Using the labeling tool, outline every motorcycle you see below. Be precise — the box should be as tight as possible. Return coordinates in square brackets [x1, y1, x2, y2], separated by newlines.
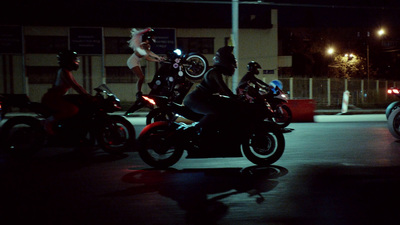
[0, 84, 135, 157]
[386, 87, 400, 138]
[124, 49, 208, 116]
[137, 90, 286, 169]
[237, 81, 292, 128]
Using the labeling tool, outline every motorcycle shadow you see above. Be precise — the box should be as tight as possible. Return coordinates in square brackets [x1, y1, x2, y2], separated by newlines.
[105, 165, 288, 224]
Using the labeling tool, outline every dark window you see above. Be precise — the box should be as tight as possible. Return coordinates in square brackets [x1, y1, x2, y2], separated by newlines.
[26, 66, 58, 84]
[105, 37, 131, 54]
[177, 37, 214, 54]
[106, 66, 145, 83]
[25, 36, 68, 54]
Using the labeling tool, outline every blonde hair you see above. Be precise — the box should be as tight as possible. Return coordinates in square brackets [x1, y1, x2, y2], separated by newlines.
[128, 28, 140, 49]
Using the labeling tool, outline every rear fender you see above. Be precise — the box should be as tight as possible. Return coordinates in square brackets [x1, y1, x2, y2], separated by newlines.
[139, 121, 171, 138]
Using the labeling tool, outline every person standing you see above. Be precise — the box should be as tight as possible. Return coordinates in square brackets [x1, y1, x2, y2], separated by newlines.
[127, 27, 164, 101]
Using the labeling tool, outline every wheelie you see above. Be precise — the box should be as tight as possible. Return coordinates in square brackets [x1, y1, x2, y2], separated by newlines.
[137, 46, 285, 168]
[124, 48, 208, 117]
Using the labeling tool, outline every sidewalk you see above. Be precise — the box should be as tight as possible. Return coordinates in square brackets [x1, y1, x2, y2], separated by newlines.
[315, 108, 386, 115]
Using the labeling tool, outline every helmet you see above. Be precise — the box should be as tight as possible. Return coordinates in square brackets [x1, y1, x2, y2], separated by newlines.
[142, 29, 156, 44]
[247, 61, 261, 75]
[213, 46, 237, 76]
[57, 50, 79, 71]
[269, 80, 283, 90]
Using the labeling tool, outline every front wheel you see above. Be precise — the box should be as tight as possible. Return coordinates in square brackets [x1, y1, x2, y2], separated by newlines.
[388, 107, 400, 139]
[273, 105, 292, 128]
[0, 116, 45, 157]
[96, 115, 136, 154]
[138, 122, 184, 168]
[242, 122, 285, 165]
[184, 53, 208, 80]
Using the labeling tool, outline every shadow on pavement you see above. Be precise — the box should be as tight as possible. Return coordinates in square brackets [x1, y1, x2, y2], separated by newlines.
[290, 165, 400, 225]
[105, 165, 288, 224]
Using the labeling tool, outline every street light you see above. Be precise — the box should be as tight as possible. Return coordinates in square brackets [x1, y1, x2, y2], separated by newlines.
[327, 47, 335, 55]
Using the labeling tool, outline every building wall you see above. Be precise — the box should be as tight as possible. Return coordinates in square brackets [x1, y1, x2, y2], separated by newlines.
[0, 10, 279, 103]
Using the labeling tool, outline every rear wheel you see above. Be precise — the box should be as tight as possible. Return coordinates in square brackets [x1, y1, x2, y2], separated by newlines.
[138, 122, 183, 168]
[0, 116, 45, 157]
[242, 122, 285, 165]
[97, 115, 135, 154]
[184, 54, 208, 80]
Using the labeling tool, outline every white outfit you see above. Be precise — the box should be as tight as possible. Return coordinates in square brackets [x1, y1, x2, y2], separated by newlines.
[127, 28, 151, 69]
[127, 53, 141, 69]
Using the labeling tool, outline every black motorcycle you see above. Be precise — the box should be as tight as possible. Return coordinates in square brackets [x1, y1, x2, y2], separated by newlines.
[137, 92, 285, 169]
[0, 84, 135, 157]
[386, 87, 400, 139]
[124, 49, 208, 116]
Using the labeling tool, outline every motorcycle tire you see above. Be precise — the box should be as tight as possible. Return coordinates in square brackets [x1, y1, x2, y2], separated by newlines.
[273, 104, 292, 128]
[138, 122, 184, 169]
[386, 101, 400, 119]
[242, 122, 285, 165]
[184, 53, 208, 80]
[0, 116, 45, 157]
[96, 115, 136, 154]
[388, 107, 400, 139]
[146, 108, 177, 125]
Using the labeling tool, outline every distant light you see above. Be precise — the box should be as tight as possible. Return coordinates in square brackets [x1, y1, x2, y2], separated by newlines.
[327, 47, 335, 55]
[378, 29, 385, 36]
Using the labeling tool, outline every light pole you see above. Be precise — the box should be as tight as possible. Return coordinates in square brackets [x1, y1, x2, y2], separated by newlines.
[365, 28, 385, 99]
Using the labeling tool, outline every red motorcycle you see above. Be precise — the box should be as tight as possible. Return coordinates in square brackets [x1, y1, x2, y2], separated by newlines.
[0, 84, 135, 157]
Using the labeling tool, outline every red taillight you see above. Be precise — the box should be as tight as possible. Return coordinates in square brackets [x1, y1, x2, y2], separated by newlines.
[388, 88, 400, 94]
[142, 96, 156, 105]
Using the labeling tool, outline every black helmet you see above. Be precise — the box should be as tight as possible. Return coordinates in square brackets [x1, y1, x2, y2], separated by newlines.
[213, 46, 237, 76]
[57, 50, 79, 71]
[142, 29, 156, 44]
[247, 61, 261, 75]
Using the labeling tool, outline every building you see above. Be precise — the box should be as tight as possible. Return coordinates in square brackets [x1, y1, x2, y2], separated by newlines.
[0, 1, 280, 103]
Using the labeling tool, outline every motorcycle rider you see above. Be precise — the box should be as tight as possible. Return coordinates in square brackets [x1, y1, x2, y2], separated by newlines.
[127, 28, 164, 102]
[236, 61, 269, 102]
[182, 46, 239, 135]
[41, 50, 89, 135]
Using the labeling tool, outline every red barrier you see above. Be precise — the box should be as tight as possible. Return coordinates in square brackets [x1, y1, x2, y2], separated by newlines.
[287, 99, 316, 122]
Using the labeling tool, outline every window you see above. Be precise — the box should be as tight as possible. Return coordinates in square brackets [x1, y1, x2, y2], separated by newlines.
[26, 66, 58, 84]
[105, 37, 131, 54]
[25, 36, 68, 54]
[177, 37, 214, 54]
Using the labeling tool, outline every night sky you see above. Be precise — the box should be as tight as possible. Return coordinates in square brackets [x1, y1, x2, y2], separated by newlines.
[1, 0, 399, 30]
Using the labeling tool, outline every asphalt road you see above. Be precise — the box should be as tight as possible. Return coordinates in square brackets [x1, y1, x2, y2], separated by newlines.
[1, 114, 400, 225]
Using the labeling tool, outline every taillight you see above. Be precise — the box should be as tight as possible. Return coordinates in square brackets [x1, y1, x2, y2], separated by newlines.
[142, 96, 156, 105]
[388, 88, 400, 94]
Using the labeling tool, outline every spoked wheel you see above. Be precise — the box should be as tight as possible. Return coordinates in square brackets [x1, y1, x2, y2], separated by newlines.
[242, 122, 285, 166]
[138, 122, 184, 169]
[184, 54, 208, 80]
[146, 108, 177, 125]
[97, 115, 135, 154]
[0, 116, 45, 157]
[388, 107, 400, 139]
[273, 105, 292, 128]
